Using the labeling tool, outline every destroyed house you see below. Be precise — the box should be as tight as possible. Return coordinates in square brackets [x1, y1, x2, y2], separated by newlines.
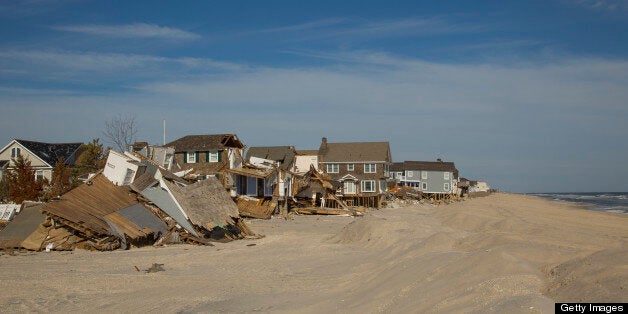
[391, 160, 458, 194]
[165, 134, 245, 180]
[317, 137, 392, 207]
[236, 146, 297, 197]
[0, 139, 82, 182]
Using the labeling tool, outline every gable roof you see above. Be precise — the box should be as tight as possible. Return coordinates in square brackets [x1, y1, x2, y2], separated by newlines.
[246, 146, 295, 170]
[319, 141, 391, 163]
[165, 134, 244, 152]
[7, 139, 83, 167]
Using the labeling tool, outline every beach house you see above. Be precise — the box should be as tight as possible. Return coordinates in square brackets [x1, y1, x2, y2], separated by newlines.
[317, 137, 392, 208]
[390, 160, 458, 195]
[165, 134, 245, 180]
[0, 139, 83, 182]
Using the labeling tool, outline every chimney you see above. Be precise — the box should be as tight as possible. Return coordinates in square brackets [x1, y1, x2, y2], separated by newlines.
[319, 137, 328, 156]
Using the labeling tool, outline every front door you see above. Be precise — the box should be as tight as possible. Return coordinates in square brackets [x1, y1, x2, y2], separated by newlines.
[343, 180, 356, 195]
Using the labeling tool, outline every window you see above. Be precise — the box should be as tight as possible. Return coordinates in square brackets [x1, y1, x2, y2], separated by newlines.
[10, 147, 20, 158]
[343, 181, 356, 194]
[35, 170, 44, 181]
[326, 163, 339, 173]
[163, 153, 173, 168]
[444, 183, 450, 191]
[187, 151, 196, 163]
[347, 164, 354, 171]
[361, 180, 376, 192]
[421, 171, 427, 179]
[208, 151, 219, 162]
[421, 182, 427, 190]
[408, 171, 413, 177]
[444, 172, 450, 180]
[364, 164, 376, 173]
[397, 172, 403, 177]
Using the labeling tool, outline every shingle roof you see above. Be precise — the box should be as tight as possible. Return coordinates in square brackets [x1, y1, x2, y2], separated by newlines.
[15, 139, 82, 166]
[319, 141, 391, 163]
[246, 146, 295, 170]
[390, 162, 404, 172]
[398, 160, 459, 178]
[165, 134, 244, 152]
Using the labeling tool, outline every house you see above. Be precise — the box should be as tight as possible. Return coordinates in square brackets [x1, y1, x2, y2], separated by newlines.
[317, 137, 392, 207]
[103, 150, 145, 186]
[240, 146, 297, 198]
[165, 134, 245, 182]
[390, 160, 458, 195]
[294, 150, 319, 174]
[0, 139, 83, 181]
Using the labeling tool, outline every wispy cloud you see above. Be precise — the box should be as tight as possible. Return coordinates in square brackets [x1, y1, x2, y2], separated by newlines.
[247, 16, 485, 41]
[248, 18, 346, 34]
[574, 0, 628, 11]
[52, 23, 201, 40]
[0, 50, 245, 81]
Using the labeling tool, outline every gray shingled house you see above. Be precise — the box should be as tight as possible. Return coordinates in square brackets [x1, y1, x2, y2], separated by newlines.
[390, 160, 458, 195]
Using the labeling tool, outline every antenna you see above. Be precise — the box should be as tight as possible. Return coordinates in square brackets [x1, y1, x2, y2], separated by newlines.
[163, 119, 166, 145]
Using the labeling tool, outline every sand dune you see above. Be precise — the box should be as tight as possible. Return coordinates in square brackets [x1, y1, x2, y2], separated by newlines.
[0, 193, 626, 313]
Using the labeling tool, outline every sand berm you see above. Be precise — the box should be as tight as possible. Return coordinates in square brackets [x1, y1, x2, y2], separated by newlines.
[1, 193, 626, 313]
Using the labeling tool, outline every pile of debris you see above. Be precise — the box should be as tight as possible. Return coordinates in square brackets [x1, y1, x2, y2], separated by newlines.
[292, 166, 362, 217]
[0, 150, 259, 252]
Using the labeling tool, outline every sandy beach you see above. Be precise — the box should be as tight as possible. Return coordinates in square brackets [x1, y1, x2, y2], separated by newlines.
[0, 193, 626, 313]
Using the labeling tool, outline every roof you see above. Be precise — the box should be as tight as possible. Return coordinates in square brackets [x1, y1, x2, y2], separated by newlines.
[104, 203, 167, 241]
[296, 150, 318, 155]
[402, 160, 457, 172]
[397, 160, 459, 179]
[40, 174, 138, 237]
[390, 162, 404, 172]
[165, 134, 244, 152]
[13, 139, 82, 167]
[246, 146, 295, 170]
[164, 178, 240, 230]
[0, 160, 8, 168]
[319, 141, 391, 163]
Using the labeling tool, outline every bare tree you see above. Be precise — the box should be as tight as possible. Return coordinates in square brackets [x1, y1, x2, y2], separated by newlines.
[103, 114, 138, 152]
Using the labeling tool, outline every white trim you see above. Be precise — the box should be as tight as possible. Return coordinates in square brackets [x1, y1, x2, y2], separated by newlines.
[339, 174, 358, 181]
[208, 151, 219, 162]
[361, 180, 376, 192]
[347, 163, 354, 171]
[421, 182, 427, 190]
[407, 171, 413, 177]
[187, 151, 197, 163]
[326, 163, 339, 173]
[444, 172, 450, 180]
[421, 171, 427, 179]
[444, 182, 450, 191]
[343, 181, 356, 194]
[364, 163, 376, 173]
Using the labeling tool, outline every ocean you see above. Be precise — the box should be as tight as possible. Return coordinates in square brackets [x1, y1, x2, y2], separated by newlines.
[528, 192, 628, 214]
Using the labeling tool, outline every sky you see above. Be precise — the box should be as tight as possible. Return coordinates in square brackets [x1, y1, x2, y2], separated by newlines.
[1, 0, 627, 193]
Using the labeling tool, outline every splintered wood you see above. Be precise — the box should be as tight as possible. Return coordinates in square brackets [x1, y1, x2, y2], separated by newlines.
[236, 198, 276, 219]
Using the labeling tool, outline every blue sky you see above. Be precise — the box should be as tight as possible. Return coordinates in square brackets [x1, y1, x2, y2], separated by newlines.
[1, 0, 628, 193]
